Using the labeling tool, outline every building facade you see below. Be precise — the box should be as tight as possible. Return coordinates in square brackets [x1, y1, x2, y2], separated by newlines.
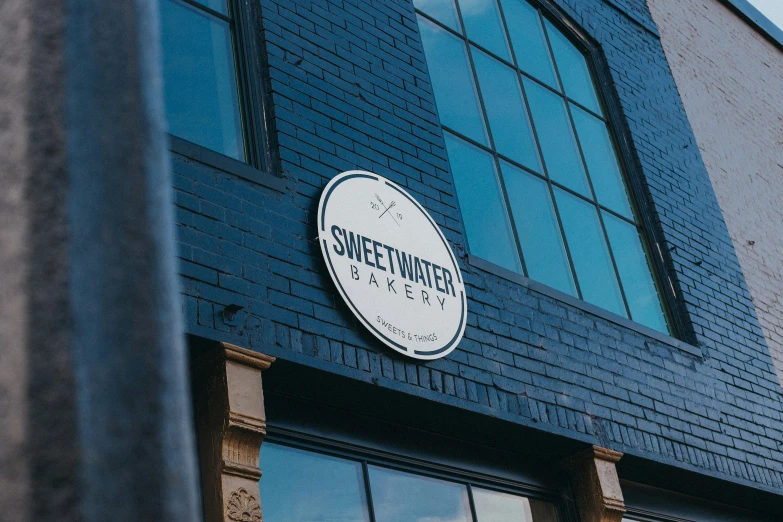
[2, 0, 783, 520]
[167, 0, 783, 520]
[648, 0, 783, 390]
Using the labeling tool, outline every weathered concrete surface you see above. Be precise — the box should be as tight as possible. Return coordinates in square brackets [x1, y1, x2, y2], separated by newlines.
[0, 0, 79, 520]
[67, 1, 200, 520]
[648, 0, 783, 390]
[0, 0, 200, 520]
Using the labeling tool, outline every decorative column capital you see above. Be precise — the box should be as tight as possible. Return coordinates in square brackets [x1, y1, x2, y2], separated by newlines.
[562, 446, 625, 522]
[192, 341, 275, 522]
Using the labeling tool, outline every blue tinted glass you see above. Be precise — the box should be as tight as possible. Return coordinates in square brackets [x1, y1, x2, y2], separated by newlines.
[555, 189, 626, 316]
[259, 443, 371, 522]
[369, 466, 472, 522]
[502, 162, 575, 295]
[571, 104, 633, 218]
[472, 49, 541, 171]
[160, 0, 245, 160]
[418, 16, 489, 145]
[192, 0, 228, 16]
[414, 0, 461, 32]
[444, 133, 522, 273]
[545, 20, 602, 114]
[603, 212, 669, 333]
[499, 0, 558, 88]
[523, 79, 590, 195]
[458, 0, 511, 60]
[473, 488, 531, 522]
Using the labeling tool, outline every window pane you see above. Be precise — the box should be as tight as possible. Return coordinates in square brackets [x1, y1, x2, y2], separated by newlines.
[603, 212, 669, 333]
[472, 49, 541, 171]
[458, 0, 512, 61]
[414, 0, 461, 32]
[369, 466, 472, 522]
[192, 0, 228, 16]
[570, 104, 633, 219]
[160, 0, 245, 160]
[418, 15, 489, 145]
[501, 162, 575, 295]
[472, 487, 531, 522]
[523, 79, 590, 196]
[545, 20, 602, 114]
[258, 444, 371, 522]
[529, 500, 559, 522]
[445, 133, 522, 274]
[499, 0, 558, 88]
[555, 189, 626, 316]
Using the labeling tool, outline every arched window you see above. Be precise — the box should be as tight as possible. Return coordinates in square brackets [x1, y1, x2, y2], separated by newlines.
[415, 0, 671, 334]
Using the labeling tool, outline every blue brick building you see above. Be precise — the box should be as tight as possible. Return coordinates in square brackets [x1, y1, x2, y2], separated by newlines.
[160, 0, 783, 520]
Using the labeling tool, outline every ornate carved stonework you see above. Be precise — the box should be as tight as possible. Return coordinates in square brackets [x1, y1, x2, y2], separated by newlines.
[226, 488, 262, 522]
[562, 446, 625, 522]
[192, 341, 275, 522]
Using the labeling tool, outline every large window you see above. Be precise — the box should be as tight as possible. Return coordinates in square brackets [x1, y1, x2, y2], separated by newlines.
[415, 0, 671, 334]
[159, 0, 263, 165]
[259, 442, 559, 522]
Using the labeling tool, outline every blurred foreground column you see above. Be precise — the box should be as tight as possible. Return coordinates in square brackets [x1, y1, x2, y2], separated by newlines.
[0, 0, 201, 520]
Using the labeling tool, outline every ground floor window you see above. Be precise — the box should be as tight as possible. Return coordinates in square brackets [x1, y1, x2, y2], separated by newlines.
[259, 441, 559, 522]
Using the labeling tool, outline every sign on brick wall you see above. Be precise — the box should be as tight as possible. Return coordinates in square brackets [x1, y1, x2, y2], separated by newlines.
[318, 171, 467, 360]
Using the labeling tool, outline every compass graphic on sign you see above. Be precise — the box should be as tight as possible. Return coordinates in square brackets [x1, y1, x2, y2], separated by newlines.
[318, 170, 467, 361]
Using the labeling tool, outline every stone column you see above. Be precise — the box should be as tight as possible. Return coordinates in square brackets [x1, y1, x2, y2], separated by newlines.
[0, 0, 80, 520]
[562, 446, 625, 522]
[192, 342, 275, 522]
[0, 0, 202, 520]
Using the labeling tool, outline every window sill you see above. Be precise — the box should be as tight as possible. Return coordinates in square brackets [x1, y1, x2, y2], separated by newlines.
[467, 254, 702, 358]
[167, 135, 286, 193]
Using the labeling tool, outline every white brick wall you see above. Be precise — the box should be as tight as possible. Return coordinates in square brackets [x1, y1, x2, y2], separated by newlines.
[647, 0, 783, 389]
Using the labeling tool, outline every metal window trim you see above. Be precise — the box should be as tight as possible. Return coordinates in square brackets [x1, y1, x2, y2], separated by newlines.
[528, 0, 694, 343]
[719, 0, 783, 52]
[163, 0, 282, 185]
[467, 254, 703, 359]
[263, 427, 567, 509]
[168, 134, 286, 192]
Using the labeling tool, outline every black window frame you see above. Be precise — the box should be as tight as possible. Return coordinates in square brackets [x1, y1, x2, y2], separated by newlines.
[414, 0, 692, 347]
[262, 429, 578, 522]
[162, 0, 283, 192]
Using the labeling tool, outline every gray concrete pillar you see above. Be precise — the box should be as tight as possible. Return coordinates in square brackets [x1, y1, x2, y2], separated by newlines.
[0, 0, 201, 520]
[0, 1, 80, 520]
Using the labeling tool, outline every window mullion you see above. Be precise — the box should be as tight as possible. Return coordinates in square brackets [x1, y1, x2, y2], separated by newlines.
[230, 0, 259, 167]
[177, 0, 232, 22]
[362, 461, 379, 522]
[467, 483, 480, 522]
[505, 7, 582, 299]
[540, 10, 633, 317]
[449, 0, 529, 278]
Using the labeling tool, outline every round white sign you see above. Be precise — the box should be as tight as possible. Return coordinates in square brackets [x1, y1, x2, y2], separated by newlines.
[318, 171, 467, 360]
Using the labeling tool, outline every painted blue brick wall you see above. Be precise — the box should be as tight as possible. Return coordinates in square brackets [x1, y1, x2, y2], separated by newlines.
[172, 0, 783, 493]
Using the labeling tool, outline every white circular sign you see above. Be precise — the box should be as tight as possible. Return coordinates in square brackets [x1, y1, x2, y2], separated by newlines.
[318, 171, 467, 360]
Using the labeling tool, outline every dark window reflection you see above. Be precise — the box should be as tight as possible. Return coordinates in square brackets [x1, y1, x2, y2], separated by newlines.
[159, 0, 245, 161]
[259, 443, 371, 522]
[369, 466, 472, 522]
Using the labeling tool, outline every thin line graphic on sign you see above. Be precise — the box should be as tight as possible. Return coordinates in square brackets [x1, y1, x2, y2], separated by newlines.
[375, 193, 399, 226]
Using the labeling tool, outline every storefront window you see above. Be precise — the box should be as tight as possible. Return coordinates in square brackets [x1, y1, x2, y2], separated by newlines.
[259, 442, 558, 522]
[258, 444, 371, 522]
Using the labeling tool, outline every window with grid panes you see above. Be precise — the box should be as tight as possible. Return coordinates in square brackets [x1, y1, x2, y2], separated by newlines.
[415, 0, 671, 334]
